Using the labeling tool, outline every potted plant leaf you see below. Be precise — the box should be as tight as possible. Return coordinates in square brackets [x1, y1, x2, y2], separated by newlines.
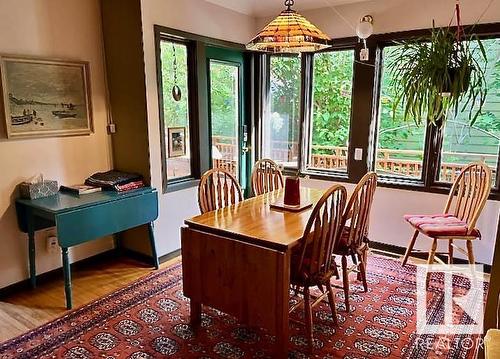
[387, 7, 488, 127]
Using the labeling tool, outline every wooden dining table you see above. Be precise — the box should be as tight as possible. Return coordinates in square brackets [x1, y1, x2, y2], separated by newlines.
[181, 187, 326, 358]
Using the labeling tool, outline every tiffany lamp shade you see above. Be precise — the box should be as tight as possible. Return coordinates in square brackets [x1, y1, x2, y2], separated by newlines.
[246, 0, 331, 53]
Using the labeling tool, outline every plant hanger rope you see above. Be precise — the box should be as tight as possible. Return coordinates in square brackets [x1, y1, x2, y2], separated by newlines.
[171, 42, 182, 102]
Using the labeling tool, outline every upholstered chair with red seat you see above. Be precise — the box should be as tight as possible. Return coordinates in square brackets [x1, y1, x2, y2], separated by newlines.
[402, 162, 492, 267]
[333, 172, 378, 313]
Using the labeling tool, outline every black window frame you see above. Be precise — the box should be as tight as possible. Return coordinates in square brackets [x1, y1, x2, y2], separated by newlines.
[256, 23, 500, 201]
[371, 26, 500, 199]
[155, 32, 200, 193]
[260, 53, 305, 172]
[154, 25, 247, 194]
[302, 45, 357, 180]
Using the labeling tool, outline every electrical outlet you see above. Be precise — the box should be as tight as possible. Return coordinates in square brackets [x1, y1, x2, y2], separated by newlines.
[107, 123, 116, 134]
[354, 148, 363, 161]
[46, 236, 59, 254]
[360, 48, 369, 61]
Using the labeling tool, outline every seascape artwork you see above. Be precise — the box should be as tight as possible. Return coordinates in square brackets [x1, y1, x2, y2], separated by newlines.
[1, 56, 92, 138]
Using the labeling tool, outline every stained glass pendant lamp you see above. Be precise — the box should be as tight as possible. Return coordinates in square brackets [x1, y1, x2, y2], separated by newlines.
[246, 0, 332, 53]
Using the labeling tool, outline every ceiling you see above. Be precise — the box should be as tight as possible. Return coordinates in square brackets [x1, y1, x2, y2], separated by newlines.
[204, 0, 369, 18]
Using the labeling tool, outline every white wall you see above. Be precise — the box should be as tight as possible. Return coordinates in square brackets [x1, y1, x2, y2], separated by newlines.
[257, 0, 500, 38]
[0, 0, 114, 288]
[140, 0, 256, 255]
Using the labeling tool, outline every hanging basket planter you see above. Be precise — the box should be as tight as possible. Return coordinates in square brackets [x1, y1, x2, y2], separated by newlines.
[387, 2, 488, 127]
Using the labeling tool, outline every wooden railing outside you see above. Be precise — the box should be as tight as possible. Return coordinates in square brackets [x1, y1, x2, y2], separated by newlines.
[211, 136, 497, 181]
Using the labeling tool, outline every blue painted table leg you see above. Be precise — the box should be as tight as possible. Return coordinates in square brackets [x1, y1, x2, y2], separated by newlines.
[28, 231, 36, 288]
[148, 222, 159, 269]
[27, 212, 36, 288]
[61, 247, 72, 309]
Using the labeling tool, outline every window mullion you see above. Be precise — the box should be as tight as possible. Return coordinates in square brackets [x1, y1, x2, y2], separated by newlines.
[299, 53, 313, 174]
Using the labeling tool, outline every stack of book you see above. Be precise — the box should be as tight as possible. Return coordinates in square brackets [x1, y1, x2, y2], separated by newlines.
[84, 170, 145, 192]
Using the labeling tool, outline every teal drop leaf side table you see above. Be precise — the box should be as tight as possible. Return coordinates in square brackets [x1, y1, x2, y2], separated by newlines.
[15, 187, 160, 309]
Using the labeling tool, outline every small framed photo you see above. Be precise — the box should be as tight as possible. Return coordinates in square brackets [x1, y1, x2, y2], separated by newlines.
[168, 127, 186, 158]
[0, 55, 93, 139]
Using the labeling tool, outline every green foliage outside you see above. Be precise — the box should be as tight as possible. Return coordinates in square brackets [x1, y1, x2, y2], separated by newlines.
[160, 41, 189, 129]
[160, 38, 499, 169]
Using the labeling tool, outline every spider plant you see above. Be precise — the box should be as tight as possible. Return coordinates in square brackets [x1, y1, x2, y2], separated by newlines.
[388, 26, 488, 127]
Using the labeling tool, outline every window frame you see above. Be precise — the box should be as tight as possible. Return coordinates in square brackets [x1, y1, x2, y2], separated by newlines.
[155, 33, 200, 193]
[260, 53, 305, 172]
[154, 25, 248, 194]
[302, 46, 357, 179]
[256, 24, 500, 200]
[372, 29, 500, 199]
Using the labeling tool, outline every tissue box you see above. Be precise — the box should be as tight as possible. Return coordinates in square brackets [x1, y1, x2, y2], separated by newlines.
[19, 180, 59, 200]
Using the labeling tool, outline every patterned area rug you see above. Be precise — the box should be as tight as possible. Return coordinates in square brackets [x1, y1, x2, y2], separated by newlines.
[0, 255, 487, 359]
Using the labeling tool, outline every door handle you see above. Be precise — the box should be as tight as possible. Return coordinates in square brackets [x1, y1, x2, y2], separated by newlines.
[242, 146, 251, 153]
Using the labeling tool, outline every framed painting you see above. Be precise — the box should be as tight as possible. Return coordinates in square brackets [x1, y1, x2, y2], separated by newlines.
[168, 127, 186, 158]
[0, 55, 93, 139]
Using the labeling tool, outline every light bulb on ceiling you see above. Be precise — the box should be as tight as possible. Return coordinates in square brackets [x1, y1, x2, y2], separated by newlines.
[356, 15, 374, 39]
[356, 15, 374, 61]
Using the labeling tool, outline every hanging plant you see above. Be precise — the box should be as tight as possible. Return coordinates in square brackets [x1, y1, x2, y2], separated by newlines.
[387, 3, 488, 127]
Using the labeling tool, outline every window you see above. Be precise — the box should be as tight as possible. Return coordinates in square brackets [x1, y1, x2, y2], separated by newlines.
[262, 55, 302, 168]
[439, 38, 499, 186]
[307, 49, 355, 173]
[209, 60, 240, 178]
[159, 39, 193, 182]
[375, 45, 427, 180]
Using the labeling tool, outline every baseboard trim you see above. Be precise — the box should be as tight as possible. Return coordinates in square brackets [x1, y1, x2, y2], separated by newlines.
[0, 249, 118, 299]
[370, 241, 491, 273]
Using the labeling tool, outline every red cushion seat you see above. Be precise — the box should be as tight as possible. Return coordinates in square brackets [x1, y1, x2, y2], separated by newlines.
[404, 214, 480, 238]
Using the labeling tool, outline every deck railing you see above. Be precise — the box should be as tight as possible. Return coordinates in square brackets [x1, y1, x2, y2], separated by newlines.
[211, 136, 497, 181]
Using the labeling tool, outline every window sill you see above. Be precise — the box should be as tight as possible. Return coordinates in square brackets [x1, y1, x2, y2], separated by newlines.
[164, 178, 200, 194]
[300, 171, 500, 201]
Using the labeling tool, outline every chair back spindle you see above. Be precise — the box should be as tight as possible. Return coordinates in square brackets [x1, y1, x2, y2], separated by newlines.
[198, 168, 243, 214]
[444, 163, 491, 231]
[340, 172, 378, 249]
[251, 159, 284, 196]
[295, 185, 347, 283]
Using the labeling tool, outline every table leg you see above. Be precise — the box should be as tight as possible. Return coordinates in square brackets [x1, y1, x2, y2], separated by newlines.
[27, 215, 36, 289]
[147, 222, 159, 269]
[190, 300, 202, 327]
[61, 247, 73, 310]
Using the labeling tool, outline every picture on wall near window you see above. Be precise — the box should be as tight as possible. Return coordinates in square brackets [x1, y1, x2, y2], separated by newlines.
[168, 127, 186, 158]
[0, 55, 93, 139]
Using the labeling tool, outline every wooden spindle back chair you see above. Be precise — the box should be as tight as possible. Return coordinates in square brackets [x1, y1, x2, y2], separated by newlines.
[290, 184, 347, 352]
[341, 172, 378, 250]
[333, 172, 377, 312]
[198, 168, 243, 214]
[402, 162, 492, 267]
[251, 159, 284, 196]
[445, 163, 492, 231]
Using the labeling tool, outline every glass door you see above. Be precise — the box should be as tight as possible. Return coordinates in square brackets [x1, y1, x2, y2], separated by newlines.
[206, 47, 249, 193]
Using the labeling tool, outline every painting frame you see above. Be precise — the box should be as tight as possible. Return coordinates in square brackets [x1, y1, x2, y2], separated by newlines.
[167, 127, 187, 158]
[0, 55, 93, 139]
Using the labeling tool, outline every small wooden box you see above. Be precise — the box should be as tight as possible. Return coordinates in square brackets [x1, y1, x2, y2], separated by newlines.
[19, 180, 58, 200]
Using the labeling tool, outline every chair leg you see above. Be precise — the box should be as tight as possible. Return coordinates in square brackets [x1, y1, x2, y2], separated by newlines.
[426, 238, 438, 287]
[341, 255, 350, 312]
[448, 239, 454, 264]
[303, 287, 314, 352]
[428, 238, 438, 264]
[325, 281, 338, 326]
[466, 241, 475, 265]
[402, 230, 419, 266]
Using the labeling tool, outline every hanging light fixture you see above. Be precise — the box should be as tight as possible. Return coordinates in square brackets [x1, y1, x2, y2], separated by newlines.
[246, 0, 331, 53]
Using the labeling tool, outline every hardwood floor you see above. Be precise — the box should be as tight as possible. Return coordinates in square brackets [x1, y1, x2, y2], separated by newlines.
[0, 255, 180, 342]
